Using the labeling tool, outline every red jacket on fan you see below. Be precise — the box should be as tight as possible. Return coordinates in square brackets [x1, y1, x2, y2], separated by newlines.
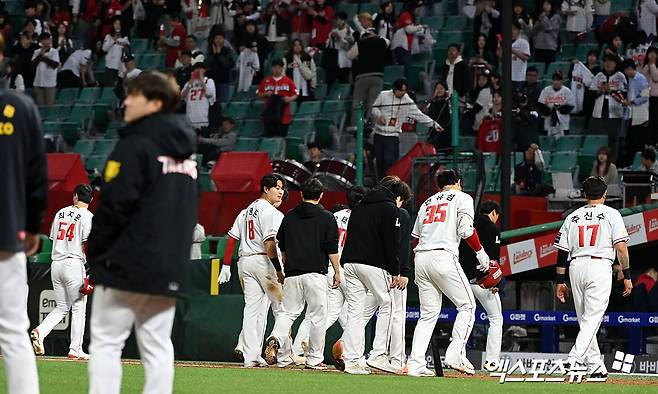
[310, 5, 334, 46]
[166, 22, 187, 68]
[258, 75, 299, 125]
[94, 0, 122, 37]
[477, 116, 502, 153]
[290, 0, 312, 34]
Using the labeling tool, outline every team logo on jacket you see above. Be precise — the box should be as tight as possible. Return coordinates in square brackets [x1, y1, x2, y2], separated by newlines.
[104, 160, 121, 182]
[157, 156, 198, 179]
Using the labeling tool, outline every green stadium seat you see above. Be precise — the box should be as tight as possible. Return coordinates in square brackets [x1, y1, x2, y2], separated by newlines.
[250, 101, 264, 119]
[286, 136, 304, 161]
[554, 135, 583, 152]
[461, 169, 477, 192]
[68, 104, 94, 128]
[436, 32, 464, 49]
[141, 54, 165, 70]
[559, 44, 575, 60]
[233, 86, 258, 101]
[611, 0, 634, 13]
[314, 83, 328, 100]
[432, 48, 447, 68]
[327, 84, 351, 100]
[633, 151, 642, 169]
[570, 116, 587, 134]
[546, 62, 571, 79]
[296, 101, 323, 117]
[98, 88, 118, 105]
[240, 120, 263, 137]
[482, 153, 498, 172]
[74, 139, 95, 156]
[94, 139, 118, 155]
[421, 15, 444, 30]
[539, 135, 555, 150]
[335, 3, 358, 16]
[313, 118, 334, 148]
[322, 100, 348, 115]
[549, 151, 578, 172]
[288, 119, 314, 138]
[581, 135, 608, 156]
[235, 137, 260, 151]
[575, 44, 599, 62]
[131, 38, 150, 53]
[56, 88, 79, 105]
[40, 235, 53, 254]
[199, 170, 215, 191]
[359, 3, 378, 14]
[384, 65, 405, 84]
[224, 102, 251, 120]
[259, 137, 284, 159]
[78, 87, 101, 104]
[459, 136, 476, 150]
[85, 155, 107, 171]
[443, 16, 467, 31]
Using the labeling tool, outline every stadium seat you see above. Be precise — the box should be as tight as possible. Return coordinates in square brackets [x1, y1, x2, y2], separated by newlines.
[285, 136, 304, 161]
[141, 54, 165, 70]
[421, 15, 444, 30]
[131, 38, 150, 53]
[258, 137, 284, 159]
[240, 120, 264, 137]
[56, 88, 79, 105]
[575, 44, 599, 61]
[288, 119, 314, 138]
[235, 137, 260, 151]
[250, 101, 264, 119]
[314, 118, 335, 148]
[435, 32, 464, 49]
[73, 139, 95, 157]
[94, 139, 118, 155]
[549, 151, 578, 172]
[443, 16, 467, 31]
[98, 88, 118, 106]
[224, 102, 251, 119]
[570, 116, 587, 134]
[78, 87, 101, 104]
[314, 83, 328, 100]
[482, 153, 498, 172]
[581, 135, 608, 156]
[539, 135, 555, 151]
[232, 86, 258, 101]
[323, 100, 348, 115]
[326, 84, 351, 100]
[554, 135, 583, 152]
[384, 65, 405, 84]
[632, 151, 642, 169]
[546, 62, 571, 79]
[85, 155, 107, 171]
[459, 136, 476, 150]
[296, 101, 323, 118]
[334, 2, 358, 16]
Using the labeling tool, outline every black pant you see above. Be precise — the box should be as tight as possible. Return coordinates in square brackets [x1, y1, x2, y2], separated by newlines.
[326, 67, 350, 90]
[58, 70, 81, 88]
[621, 123, 651, 168]
[650, 97, 658, 145]
[264, 122, 289, 137]
[533, 48, 556, 68]
[374, 133, 399, 179]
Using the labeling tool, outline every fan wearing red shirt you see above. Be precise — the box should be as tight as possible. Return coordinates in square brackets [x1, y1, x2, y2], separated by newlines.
[258, 59, 299, 137]
[289, 0, 312, 45]
[94, 0, 122, 38]
[308, 0, 333, 48]
[161, 13, 186, 68]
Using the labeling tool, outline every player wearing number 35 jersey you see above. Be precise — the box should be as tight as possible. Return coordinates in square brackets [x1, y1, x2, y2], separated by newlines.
[408, 170, 490, 377]
[554, 176, 631, 377]
[31, 184, 94, 360]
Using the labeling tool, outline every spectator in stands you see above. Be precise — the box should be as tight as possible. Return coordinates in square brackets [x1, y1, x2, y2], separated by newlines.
[590, 146, 619, 186]
[592, 0, 610, 28]
[262, 0, 292, 40]
[512, 89, 541, 150]
[309, 0, 334, 49]
[181, 62, 216, 131]
[348, 27, 388, 129]
[94, 0, 123, 40]
[58, 45, 93, 88]
[590, 54, 627, 162]
[139, 0, 166, 40]
[391, 1, 424, 84]
[621, 59, 650, 167]
[289, 0, 313, 46]
[477, 89, 503, 153]
[370, 78, 441, 177]
[466, 71, 493, 135]
[237, 20, 272, 82]
[374, 1, 396, 59]
[469, 33, 497, 71]
[423, 80, 451, 150]
[353, 12, 374, 36]
[638, 0, 658, 41]
[440, 43, 471, 97]
[638, 147, 658, 173]
[198, 116, 238, 165]
[23, 19, 38, 44]
[609, 262, 632, 311]
[532, 1, 561, 67]
[32, 32, 59, 106]
[0, 11, 12, 52]
[237, 41, 260, 92]
[514, 143, 545, 195]
[304, 142, 324, 171]
[258, 59, 298, 137]
[510, 20, 530, 93]
[13, 32, 39, 88]
[561, 0, 593, 47]
[283, 39, 317, 102]
[324, 11, 353, 88]
[490, 70, 501, 90]
[176, 35, 205, 67]
[25, 2, 44, 36]
[473, 0, 501, 50]
[580, 50, 601, 123]
[53, 22, 74, 64]
[116, 54, 142, 101]
[513, 1, 532, 41]
[175, 50, 193, 88]
[537, 71, 575, 137]
[101, 17, 129, 87]
[522, 66, 542, 104]
[161, 13, 187, 68]
[207, 31, 235, 103]
[633, 267, 658, 312]
[642, 47, 658, 147]
[5, 59, 25, 93]
[604, 34, 624, 64]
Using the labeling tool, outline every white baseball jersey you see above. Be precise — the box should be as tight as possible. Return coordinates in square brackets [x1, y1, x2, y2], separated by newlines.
[334, 209, 351, 258]
[183, 76, 216, 128]
[49, 206, 94, 262]
[554, 204, 629, 262]
[412, 189, 475, 256]
[228, 199, 283, 257]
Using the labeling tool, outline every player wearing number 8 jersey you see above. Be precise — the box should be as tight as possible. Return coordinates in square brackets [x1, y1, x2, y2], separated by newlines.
[31, 184, 94, 360]
[218, 174, 286, 367]
[554, 176, 631, 377]
[407, 170, 490, 377]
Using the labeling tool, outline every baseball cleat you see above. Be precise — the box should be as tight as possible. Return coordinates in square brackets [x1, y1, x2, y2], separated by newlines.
[276, 355, 295, 368]
[292, 354, 306, 366]
[68, 351, 90, 360]
[461, 356, 475, 371]
[30, 329, 44, 356]
[589, 372, 608, 379]
[408, 367, 436, 377]
[264, 337, 279, 366]
[445, 362, 475, 375]
[305, 362, 328, 370]
[366, 355, 397, 374]
[483, 360, 498, 372]
[332, 339, 345, 371]
[234, 348, 244, 363]
[344, 361, 371, 375]
[395, 366, 409, 375]
[244, 357, 268, 368]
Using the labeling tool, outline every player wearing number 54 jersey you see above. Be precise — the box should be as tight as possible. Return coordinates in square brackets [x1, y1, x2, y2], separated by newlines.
[408, 170, 490, 377]
[31, 184, 94, 360]
[554, 176, 631, 377]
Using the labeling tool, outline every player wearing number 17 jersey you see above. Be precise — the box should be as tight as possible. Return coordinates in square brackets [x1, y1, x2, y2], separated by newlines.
[407, 170, 490, 377]
[554, 176, 631, 377]
[31, 184, 94, 360]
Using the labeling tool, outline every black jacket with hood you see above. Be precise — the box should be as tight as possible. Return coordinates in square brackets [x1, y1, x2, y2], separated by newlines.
[341, 187, 401, 276]
[459, 213, 500, 280]
[88, 113, 199, 297]
[277, 202, 338, 278]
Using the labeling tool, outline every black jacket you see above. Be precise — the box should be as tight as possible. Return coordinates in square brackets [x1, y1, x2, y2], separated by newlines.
[459, 214, 500, 280]
[341, 187, 401, 276]
[439, 59, 472, 97]
[277, 202, 338, 278]
[88, 113, 198, 297]
[0, 89, 47, 252]
[351, 34, 387, 79]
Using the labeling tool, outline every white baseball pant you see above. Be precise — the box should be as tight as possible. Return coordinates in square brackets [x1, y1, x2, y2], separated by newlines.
[88, 286, 176, 394]
[292, 265, 347, 355]
[36, 258, 88, 356]
[342, 263, 393, 365]
[235, 295, 270, 355]
[363, 288, 407, 369]
[408, 250, 475, 373]
[470, 284, 502, 363]
[268, 273, 328, 365]
[237, 255, 284, 366]
[0, 251, 39, 394]
[568, 258, 611, 373]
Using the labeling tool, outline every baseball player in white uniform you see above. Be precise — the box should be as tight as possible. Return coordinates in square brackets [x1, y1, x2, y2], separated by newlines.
[407, 170, 490, 377]
[218, 174, 285, 367]
[31, 184, 94, 360]
[554, 176, 632, 377]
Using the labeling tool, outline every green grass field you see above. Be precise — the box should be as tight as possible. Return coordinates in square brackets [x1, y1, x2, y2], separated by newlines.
[1, 359, 657, 393]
